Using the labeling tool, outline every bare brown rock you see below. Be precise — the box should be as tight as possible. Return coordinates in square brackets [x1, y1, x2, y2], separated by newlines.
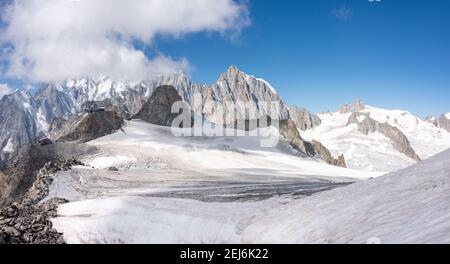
[279, 119, 347, 168]
[347, 112, 421, 161]
[289, 107, 321, 131]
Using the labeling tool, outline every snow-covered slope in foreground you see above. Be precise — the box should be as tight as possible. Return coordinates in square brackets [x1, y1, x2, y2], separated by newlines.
[49, 120, 379, 243]
[243, 149, 450, 244]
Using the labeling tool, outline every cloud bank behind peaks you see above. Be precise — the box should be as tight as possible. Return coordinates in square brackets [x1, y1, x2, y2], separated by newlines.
[0, 0, 250, 82]
[0, 83, 13, 99]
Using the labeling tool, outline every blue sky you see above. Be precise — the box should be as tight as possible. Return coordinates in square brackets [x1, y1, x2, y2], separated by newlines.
[155, 0, 450, 117]
[1, 0, 450, 117]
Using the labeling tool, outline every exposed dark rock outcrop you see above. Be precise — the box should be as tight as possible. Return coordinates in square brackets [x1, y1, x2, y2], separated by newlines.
[0, 159, 83, 244]
[310, 140, 347, 168]
[339, 99, 365, 113]
[425, 116, 438, 126]
[0, 143, 97, 206]
[437, 115, 450, 132]
[0, 90, 38, 160]
[133, 85, 186, 127]
[54, 110, 124, 143]
[347, 112, 421, 161]
[288, 107, 321, 131]
[223, 116, 346, 167]
[279, 119, 347, 167]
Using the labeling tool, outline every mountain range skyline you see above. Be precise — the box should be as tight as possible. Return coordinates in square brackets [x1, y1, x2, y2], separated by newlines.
[1, 0, 450, 117]
[1, 65, 449, 120]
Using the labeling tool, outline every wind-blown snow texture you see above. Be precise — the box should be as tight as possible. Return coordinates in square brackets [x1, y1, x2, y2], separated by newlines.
[243, 149, 450, 244]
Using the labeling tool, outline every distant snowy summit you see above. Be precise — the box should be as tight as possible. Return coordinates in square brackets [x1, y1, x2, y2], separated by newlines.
[301, 100, 450, 172]
[425, 113, 450, 133]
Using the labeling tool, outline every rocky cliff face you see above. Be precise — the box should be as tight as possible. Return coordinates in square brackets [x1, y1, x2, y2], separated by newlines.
[1, 157, 86, 244]
[279, 119, 347, 167]
[134, 85, 185, 127]
[210, 66, 290, 121]
[347, 112, 421, 161]
[425, 116, 438, 126]
[437, 114, 450, 132]
[54, 111, 124, 143]
[0, 142, 97, 206]
[0, 90, 38, 160]
[289, 107, 321, 131]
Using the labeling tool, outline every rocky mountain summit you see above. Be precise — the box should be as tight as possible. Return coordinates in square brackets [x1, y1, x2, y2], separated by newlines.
[437, 114, 450, 132]
[301, 99, 450, 172]
[339, 99, 366, 113]
[425, 114, 450, 132]
[289, 107, 321, 131]
[134, 85, 186, 127]
[52, 111, 124, 143]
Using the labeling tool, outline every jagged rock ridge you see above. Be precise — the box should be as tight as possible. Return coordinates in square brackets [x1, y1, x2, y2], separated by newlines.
[279, 119, 347, 167]
[0, 66, 344, 167]
[52, 111, 124, 143]
[289, 106, 321, 131]
[347, 112, 421, 161]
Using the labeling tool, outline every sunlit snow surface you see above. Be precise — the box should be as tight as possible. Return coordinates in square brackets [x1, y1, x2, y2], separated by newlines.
[49, 120, 382, 243]
[301, 107, 450, 172]
[243, 149, 450, 244]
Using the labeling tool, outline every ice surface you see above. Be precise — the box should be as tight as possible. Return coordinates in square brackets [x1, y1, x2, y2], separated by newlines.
[243, 149, 450, 244]
[49, 120, 380, 243]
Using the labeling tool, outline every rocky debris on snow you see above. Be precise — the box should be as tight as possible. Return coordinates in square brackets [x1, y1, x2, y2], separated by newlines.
[0, 159, 84, 244]
[347, 112, 421, 161]
[38, 138, 53, 146]
[107, 166, 119, 172]
[289, 107, 321, 131]
[0, 142, 95, 206]
[20, 159, 83, 206]
[0, 198, 68, 244]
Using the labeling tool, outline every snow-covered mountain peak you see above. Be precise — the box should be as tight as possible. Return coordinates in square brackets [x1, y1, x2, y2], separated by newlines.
[425, 115, 437, 123]
[302, 102, 450, 172]
[339, 99, 365, 113]
[218, 65, 279, 96]
[446, 113, 450, 119]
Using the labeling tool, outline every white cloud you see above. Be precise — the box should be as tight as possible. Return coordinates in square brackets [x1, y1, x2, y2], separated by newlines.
[0, 83, 13, 99]
[0, 0, 250, 82]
